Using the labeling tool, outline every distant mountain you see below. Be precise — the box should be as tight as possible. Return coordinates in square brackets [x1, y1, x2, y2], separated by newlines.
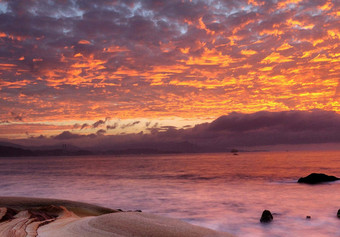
[0, 141, 27, 149]
[0, 145, 35, 157]
[0, 140, 203, 157]
[0, 145, 92, 157]
[0, 140, 236, 157]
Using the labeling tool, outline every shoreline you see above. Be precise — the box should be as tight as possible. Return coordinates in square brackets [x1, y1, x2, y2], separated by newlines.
[0, 196, 233, 237]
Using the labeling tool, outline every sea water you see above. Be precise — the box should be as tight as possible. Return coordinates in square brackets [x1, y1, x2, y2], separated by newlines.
[0, 150, 340, 236]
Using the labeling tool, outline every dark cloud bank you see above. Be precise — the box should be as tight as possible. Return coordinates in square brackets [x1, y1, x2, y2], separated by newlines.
[3, 110, 340, 155]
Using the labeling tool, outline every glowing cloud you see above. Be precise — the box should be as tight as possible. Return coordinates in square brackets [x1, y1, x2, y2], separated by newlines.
[0, 0, 339, 139]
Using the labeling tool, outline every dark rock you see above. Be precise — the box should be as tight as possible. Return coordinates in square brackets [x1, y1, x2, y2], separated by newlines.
[126, 210, 142, 212]
[306, 216, 311, 219]
[28, 205, 63, 221]
[260, 210, 273, 223]
[337, 209, 340, 218]
[297, 173, 340, 184]
[0, 207, 18, 222]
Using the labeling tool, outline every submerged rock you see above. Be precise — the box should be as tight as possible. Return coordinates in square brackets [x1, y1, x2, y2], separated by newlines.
[260, 210, 273, 223]
[297, 173, 340, 184]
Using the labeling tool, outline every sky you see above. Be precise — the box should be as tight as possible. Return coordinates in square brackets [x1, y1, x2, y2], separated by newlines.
[0, 0, 339, 149]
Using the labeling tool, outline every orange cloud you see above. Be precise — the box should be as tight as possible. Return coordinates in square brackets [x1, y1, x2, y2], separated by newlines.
[0, 0, 339, 139]
[241, 49, 257, 56]
[182, 47, 235, 66]
[261, 52, 293, 64]
[277, 43, 293, 51]
[198, 17, 215, 35]
[78, 40, 91, 45]
[0, 63, 17, 68]
[319, 1, 333, 11]
[277, 0, 303, 9]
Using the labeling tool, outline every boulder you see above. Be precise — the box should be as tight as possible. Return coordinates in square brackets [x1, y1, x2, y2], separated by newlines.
[337, 209, 340, 218]
[260, 210, 273, 223]
[297, 173, 339, 184]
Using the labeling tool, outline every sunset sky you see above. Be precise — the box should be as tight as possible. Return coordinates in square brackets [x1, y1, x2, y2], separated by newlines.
[0, 0, 339, 148]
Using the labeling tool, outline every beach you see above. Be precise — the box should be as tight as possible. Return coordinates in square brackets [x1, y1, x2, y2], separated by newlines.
[0, 196, 233, 237]
[1, 151, 340, 236]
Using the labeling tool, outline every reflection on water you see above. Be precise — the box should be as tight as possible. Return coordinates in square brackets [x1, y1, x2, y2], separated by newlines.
[0, 151, 340, 236]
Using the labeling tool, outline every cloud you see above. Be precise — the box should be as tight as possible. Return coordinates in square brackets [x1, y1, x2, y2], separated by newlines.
[183, 125, 192, 129]
[335, 79, 340, 98]
[30, 134, 47, 139]
[10, 112, 23, 121]
[54, 131, 96, 140]
[0, 0, 339, 136]
[106, 123, 118, 130]
[92, 120, 105, 128]
[134, 110, 340, 149]
[186, 110, 340, 148]
[81, 123, 90, 130]
[208, 110, 340, 133]
[20, 110, 340, 151]
[96, 129, 106, 135]
[54, 131, 84, 140]
[120, 121, 140, 129]
[73, 123, 81, 129]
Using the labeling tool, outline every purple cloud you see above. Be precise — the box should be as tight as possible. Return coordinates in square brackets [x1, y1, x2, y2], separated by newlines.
[120, 121, 140, 129]
[81, 123, 90, 130]
[107, 123, 118, 130]
[54, 131, 96, 140]
[13, 110, 339, 151]
[92, 120, 105, 128]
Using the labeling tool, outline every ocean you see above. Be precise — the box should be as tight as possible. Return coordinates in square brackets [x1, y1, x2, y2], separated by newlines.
[1, 150, 340, 236]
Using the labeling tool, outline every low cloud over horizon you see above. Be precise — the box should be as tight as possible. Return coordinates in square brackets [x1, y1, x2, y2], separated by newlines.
[3, 110, 340, 152]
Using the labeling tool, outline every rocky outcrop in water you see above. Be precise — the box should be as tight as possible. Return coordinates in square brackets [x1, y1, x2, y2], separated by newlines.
[0, 206, 62, 236]
[0, 197, 234, 237]
[297, 173, 340, 184]
[260, 210, 273, 223]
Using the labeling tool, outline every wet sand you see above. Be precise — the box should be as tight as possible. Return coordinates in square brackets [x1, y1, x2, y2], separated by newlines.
[0, 196, 233, 237]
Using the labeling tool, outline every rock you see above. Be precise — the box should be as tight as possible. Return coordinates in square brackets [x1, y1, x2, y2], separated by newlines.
[230, 149, 238, 153]
[337, 209, 340, 218]
[306, 216, 311, 219]
[260, 210, 273, 223]
[297, 173, 340, 184]
[0, 207, 18, 222]
[231, 149, 239, 155]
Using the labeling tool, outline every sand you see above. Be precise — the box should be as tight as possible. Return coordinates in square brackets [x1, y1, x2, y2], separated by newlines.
[0, 196, 233, 237]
